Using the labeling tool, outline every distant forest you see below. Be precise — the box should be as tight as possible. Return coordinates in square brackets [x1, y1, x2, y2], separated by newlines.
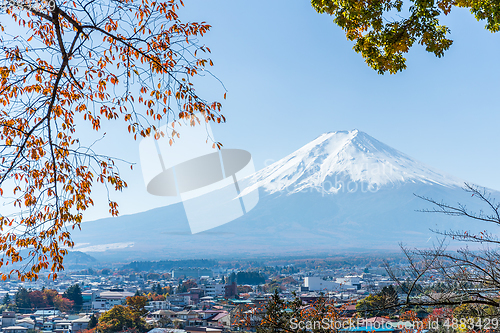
[123, 259, 218, 271]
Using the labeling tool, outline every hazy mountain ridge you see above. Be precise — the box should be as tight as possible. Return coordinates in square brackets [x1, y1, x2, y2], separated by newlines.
[0, 250, 97, 273]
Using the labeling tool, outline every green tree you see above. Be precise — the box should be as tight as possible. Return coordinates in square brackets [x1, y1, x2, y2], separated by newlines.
[151, 283, 159, 294]
[15, 287, 31, 312]
[227, 272, 237, 284]
[2, 293, 11, 305]
[356, 285, 399, 317]
[63, 284, 83, 311]
[236, 271, 266, 285]
[88, 314, 98, 329]
[176, 280, 197, 293]
[256, 289, 291, 332]
[147, 273, 160, 280]
[252, 290, 345, 333]
[155, 283, 164, 295]
[312, 0, 500, 74]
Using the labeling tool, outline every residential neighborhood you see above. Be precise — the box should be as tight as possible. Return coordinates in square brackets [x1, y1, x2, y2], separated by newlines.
[0, 257, 471, 333]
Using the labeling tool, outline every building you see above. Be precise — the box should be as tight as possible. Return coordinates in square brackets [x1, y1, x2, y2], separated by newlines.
[82, 291, 93, 308]
[336, 275, 362, 289]
[177, 292, 199, 304]
[1, 312, 16, 328]
[185, 327, 222, 333]
[207, 312, 230, 328]
[224, 282, 237, 298]
[71, 316, 91, 332]
[92, 289, 134, 310]
[167, 295, 192, 307]
[34, 310, 62, 317]
[176, 310, 199, 326]
[151, 310, 177, 321]
[3, 326, 28, 333]
[147, 329, 186, 333]
[147, 300, 170, 311]
[202, 284, 225, 298]
[375, 280, 393, 288]
[42, 322, 55, 331]
[172, 269, 213, 279]
[15, 318, 35, 330]
[54, 320, 72, 333]
[303, 277, 340, 291]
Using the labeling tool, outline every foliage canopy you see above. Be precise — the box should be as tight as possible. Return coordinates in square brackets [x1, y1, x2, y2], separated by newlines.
[311, 0, 500, 73]
[0, 0, 223, 281]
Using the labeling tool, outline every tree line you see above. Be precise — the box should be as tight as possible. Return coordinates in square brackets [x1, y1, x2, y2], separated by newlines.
[10, 284, 83, 313]
[123, 259, 218, 272]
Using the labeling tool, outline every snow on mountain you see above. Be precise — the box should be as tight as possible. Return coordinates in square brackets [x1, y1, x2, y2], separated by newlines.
[247, 130, 462, 195]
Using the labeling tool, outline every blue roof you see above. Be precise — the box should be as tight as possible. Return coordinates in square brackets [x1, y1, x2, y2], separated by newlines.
[34, 310, 61, 316]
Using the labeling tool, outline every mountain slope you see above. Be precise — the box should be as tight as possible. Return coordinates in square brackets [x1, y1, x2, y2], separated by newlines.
[247, 130, 462, 195]
[72, 130, 494, 261]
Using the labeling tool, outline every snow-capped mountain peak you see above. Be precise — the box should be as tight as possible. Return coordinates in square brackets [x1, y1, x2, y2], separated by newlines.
[247, 130, 462, 195]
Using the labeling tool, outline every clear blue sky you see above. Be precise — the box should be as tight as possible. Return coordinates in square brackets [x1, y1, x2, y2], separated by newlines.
[43, 1, 500, 220]
[181, 1, 500, 186]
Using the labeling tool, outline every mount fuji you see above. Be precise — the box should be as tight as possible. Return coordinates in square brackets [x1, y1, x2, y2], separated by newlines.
[72, 130, 493, 261]
[246, 130, 461, 195]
